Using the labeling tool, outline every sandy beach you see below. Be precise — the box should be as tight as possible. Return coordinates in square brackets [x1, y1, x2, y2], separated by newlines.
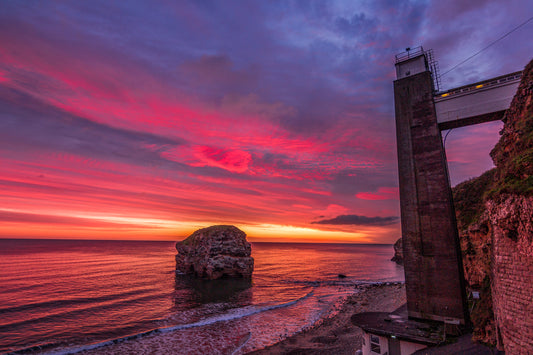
[250, 282, 406, 355]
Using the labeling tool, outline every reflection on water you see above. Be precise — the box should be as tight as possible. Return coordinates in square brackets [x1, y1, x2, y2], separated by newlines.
[175, 274, 253, 305]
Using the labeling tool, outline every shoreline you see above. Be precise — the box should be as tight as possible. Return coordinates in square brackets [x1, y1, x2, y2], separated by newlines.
[249, 282, 406, 355]
[49, 283, 406, 354]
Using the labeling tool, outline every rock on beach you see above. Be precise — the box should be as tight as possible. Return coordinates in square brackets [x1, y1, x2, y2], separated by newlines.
[391, 238, 403, 264]
[175, 225, 254, 280]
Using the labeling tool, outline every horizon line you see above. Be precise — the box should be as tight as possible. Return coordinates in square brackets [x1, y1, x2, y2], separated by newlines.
[0, 237, 394, 245]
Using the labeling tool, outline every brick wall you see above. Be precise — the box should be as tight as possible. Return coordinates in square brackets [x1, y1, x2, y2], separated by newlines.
[488, 195, 533, 353]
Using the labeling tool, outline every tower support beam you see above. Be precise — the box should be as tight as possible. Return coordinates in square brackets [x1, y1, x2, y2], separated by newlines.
[394, 60, 469, 325]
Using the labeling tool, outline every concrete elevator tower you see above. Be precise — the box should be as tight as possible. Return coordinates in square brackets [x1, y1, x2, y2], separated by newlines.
[393, 48, 469, 326]
[352, 48, 521, 354]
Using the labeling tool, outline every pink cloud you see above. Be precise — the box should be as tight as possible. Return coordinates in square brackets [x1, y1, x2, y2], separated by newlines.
[193, 146, 252, 173]
[316, 204, 349, 217]
[0, 70, 8, 83]
[356, 187, 399, 200]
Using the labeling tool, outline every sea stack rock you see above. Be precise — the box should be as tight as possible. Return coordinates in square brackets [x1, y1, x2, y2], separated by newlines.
[391, 238, 403, 264]
[175, 225, 254, 280]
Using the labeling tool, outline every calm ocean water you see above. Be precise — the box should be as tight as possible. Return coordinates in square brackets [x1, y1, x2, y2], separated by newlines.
[0, 239, 404, 354]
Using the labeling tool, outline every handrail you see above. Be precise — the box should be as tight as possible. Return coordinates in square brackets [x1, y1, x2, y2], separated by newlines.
[435, 71, 522, 99]
[395, 46, 424, 63]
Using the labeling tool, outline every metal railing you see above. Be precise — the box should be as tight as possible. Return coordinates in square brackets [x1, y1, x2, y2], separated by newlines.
[395, 46, 425, 63]
[395, 46, 441, 92]
[426, 49, 441, 92]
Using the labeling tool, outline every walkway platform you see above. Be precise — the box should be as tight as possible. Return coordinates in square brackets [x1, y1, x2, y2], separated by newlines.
[435, 71, 522, 130]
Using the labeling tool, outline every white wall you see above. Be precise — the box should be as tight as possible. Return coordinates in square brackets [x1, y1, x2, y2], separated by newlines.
[361, 331, 427, 355]
[361, 332, 389, 355]
[395, 55, 427, 79]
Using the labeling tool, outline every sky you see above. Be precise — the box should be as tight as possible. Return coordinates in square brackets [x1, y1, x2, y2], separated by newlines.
[0, 0, 532, 243]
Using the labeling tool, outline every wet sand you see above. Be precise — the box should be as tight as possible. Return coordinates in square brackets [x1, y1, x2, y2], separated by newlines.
[249, 282, 406, 355]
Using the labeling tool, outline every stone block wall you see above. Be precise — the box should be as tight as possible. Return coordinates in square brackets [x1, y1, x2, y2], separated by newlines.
[488, 195, 533, 353]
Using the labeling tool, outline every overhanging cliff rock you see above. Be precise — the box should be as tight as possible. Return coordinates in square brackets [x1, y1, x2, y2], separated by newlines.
[175, 225, 254, 280]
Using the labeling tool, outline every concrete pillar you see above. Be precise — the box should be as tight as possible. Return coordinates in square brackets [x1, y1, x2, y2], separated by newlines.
[394, 65, 469, 325]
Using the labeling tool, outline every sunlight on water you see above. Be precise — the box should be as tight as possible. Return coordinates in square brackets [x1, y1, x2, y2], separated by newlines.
[0, 240, 403, 353]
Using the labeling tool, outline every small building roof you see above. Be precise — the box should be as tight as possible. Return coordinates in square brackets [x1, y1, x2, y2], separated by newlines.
[350, 304, 444, 346]
[352, 305, 496, 354]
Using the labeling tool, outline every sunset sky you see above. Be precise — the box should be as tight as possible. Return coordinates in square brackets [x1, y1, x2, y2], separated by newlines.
[1, 1, 532, 243]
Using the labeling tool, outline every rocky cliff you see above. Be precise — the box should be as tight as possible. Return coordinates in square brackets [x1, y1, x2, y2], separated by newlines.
[452, 58, 533, 351]
[485, 57, 533, 353]
[452, 174, 495, 344]
[175, 225, 254, 280]
[390, 238, 403, 264]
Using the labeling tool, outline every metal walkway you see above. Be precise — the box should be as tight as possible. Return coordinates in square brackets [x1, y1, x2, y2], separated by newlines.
[435, 71, 522, 130]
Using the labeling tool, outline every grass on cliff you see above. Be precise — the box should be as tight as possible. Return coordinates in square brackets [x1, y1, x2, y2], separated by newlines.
[453, 139, 533, 228]
[486, 145, 533, 198]
[453, 169, 496, 229]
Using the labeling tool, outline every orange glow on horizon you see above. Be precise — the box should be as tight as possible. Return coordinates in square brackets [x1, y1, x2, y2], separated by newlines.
[0, 207, 396, 243]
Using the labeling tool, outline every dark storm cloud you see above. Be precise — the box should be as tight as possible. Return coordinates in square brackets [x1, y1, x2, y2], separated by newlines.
[312, 214, 399, 226]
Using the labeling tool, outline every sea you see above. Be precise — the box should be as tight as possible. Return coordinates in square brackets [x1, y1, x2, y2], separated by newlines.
[0, 239, 404, 354]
